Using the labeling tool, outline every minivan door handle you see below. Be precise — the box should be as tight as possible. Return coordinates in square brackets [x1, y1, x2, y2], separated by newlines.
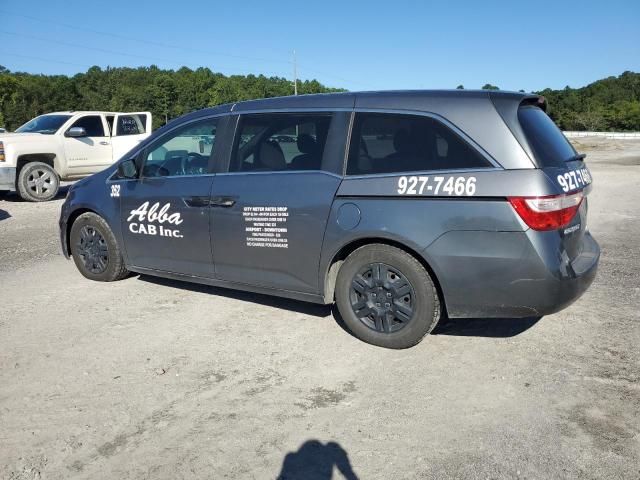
[183, 196, 211, 208]
[211, 196, 236, 208]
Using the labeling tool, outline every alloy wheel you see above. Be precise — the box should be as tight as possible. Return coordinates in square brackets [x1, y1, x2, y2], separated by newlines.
[27, 168, 55, 197]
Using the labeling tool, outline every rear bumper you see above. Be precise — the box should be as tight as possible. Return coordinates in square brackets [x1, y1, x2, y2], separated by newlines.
[0, 167, 16, 190]
[425, 229, 600, 318]
[528, 231, 599, 315]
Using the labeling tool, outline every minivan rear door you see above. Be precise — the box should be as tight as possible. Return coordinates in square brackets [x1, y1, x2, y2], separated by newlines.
[209, 112, 349, 295]
[517, 104, 593, 260]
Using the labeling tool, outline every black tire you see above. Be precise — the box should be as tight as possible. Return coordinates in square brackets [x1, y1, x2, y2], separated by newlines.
[70, 212, 129, 282]
[335, 244, 441, 349]
[17, 162, 60, 202]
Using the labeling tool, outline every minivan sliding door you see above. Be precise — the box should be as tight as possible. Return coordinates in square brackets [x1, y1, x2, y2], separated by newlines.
[210, 112, 349, 294]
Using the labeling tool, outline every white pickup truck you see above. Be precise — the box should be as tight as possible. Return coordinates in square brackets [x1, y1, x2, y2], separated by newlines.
[0, 111, 152, 201]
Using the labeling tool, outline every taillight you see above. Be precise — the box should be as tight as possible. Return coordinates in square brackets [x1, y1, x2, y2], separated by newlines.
[0, 141, 4, 162]
[508, 191, 584, 231]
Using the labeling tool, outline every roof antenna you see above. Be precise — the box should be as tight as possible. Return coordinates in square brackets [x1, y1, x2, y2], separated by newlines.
[293, 50, 298, 96]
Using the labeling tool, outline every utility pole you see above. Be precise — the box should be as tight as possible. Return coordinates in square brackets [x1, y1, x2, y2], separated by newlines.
[293, 49, 298, 96]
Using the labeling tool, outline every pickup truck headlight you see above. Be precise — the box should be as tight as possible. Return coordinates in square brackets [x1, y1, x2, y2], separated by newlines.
[0, 141, 4, 162]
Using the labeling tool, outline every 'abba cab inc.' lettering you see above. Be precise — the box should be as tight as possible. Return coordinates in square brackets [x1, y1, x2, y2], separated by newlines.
[127, 202, 184, 238]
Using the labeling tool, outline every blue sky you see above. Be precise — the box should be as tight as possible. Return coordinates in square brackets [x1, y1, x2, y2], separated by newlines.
[1, 0, 638, 92]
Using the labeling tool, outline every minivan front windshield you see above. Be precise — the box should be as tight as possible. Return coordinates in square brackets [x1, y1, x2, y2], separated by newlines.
[16, 114, 72, 135]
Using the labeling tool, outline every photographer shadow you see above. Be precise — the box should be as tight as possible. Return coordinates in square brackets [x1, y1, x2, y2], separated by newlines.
[276, 440, 358, 480]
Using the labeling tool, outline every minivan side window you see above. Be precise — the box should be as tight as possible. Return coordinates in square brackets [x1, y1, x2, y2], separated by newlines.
[346, 113, 491, 175]
[231, 113, 332, 172]
[141, 118, 218, 177]
[69, 115, 105, 137]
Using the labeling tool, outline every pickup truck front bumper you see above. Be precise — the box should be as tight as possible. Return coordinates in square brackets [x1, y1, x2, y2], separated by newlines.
[0, 167, 16, 190]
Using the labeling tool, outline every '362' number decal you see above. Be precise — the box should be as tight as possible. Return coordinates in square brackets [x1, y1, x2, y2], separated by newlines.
[110, 184, 120, 198]
[397, 176, 477, 196]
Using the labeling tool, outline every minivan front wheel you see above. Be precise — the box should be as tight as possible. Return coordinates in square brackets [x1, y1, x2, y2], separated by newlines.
[335, 244, 440, 349]
[70, 212, 129, 282]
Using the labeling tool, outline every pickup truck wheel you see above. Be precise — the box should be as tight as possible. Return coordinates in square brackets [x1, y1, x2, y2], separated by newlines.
[17, 162, 59, 202]
[70, 212, 129, 282]
[335, 244, 441, 349]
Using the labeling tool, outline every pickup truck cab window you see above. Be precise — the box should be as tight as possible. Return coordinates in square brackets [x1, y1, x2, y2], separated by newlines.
[116, 113, 149, 136]
[68, 115, 106, 137]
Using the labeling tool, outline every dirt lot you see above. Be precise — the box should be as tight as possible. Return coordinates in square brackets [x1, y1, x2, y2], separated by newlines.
[1, 139, 639, 480]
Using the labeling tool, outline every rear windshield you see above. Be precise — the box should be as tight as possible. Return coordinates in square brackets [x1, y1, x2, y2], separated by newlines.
[518, 106, 576, 167]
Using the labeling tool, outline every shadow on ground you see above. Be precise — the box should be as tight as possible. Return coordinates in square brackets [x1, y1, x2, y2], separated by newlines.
[276, 440, 359, 480]
[0, 185, 70, 202]
[432, 316, 542, 337]
[137, 274, 332, 318]
[0, 209, 10, 221]
[137, 274, 542, 338]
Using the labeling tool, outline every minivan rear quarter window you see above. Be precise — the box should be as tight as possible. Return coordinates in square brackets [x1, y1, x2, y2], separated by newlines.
[518, 106, 576, 168]
[346, 113, 491, 175]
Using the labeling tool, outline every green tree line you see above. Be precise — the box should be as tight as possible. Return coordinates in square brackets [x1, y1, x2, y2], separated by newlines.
[538, 71, 640, 131]
[0, 65, 343, 130]
[460, 72, 640, 131]
[1, 65, 639, 131]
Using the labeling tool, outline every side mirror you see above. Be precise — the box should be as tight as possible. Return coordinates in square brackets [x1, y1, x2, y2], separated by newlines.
[117, 158, 138, 179]
[65, 127, 87, 138]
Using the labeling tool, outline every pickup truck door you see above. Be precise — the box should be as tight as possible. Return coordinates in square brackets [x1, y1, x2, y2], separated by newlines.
[111, 112, 152, 161]
[63, 114, 113, 175]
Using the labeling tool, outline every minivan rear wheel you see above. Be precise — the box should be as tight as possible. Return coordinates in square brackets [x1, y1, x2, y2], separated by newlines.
[335, 244, 440, 349]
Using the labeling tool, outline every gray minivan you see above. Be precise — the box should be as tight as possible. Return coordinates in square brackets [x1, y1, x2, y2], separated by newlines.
[59, 90, 599, 348]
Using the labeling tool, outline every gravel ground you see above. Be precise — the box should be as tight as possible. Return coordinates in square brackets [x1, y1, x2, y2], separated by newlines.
[0, 139, 638, 480]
